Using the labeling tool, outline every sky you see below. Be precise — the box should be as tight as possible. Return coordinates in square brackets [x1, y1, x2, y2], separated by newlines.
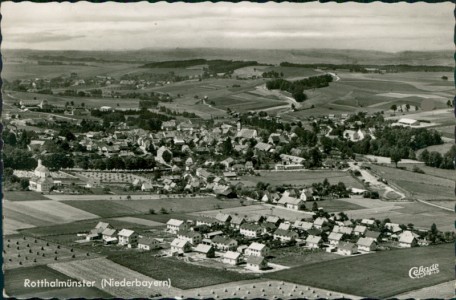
[2, 2, 454, 52]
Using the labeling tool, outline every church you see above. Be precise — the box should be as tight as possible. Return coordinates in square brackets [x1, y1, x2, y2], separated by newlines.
[29, 159, 54, 193]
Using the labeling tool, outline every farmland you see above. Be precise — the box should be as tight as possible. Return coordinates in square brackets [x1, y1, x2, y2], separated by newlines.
[269, 248, 341, 267]
[49, 257, 180, 298]
[4, 191, 50, 201]
[4, 265, 110, 298]
[4, 235, 98, 270]
[241, 170, 364, 189]
[266, 243, 454, 298]
[62, 196, 249, 218]
[108, 253, 256, 290]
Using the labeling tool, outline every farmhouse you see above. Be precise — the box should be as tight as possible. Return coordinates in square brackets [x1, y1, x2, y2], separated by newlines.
[337, 242, 358, 256]
[193, 244, 215, 258]
[273, 229, 298, 242]
[102, 228, 118, 244]
[246, 256, 268, 271]
[385, 223, 402, 234]
[277, 194, 305, 211]
[138, 237, 160, 251]
[230, 216, 245, 229]
[245, 242, 270, 257]
[357, 237, 377, 252]
[166, 219, 188, 234]
[215, 213, 232, 225]
[223, 251, 242, 265]
[171, 238, 192, 254]
[398, 231, 418, 248]
[118, 229, 138, 248]
[306, 235, 323, 249]
[177, 231, 202, 245]
[240, 223, 263, 238]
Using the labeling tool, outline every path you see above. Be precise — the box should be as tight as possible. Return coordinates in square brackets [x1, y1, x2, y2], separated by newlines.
[416, 198, 454, 212]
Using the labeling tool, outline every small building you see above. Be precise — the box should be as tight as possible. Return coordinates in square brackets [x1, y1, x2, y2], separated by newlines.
[293, 221, 313, 231]
[337, 241, 358, 256]
[215, 213, 232, 225]
[102, 228, 118, 244]
[196, 216, 218, 228]
[223, 251, 242, 265]
[193, 244, 216, 258]
[313, 217, 328, 230]
[230, 216, 245, 229]
[118, 229, 138, 248]
[398, 231, 418, 248]
[166, 219, 188, 234]
[170, 238, 192, 254]
[246, 256, 268, 271]
[277, 194, 305, 211]
[357, 237, 377, 252]
[138, 237, 160, 251]
[245, 242, 269, 257]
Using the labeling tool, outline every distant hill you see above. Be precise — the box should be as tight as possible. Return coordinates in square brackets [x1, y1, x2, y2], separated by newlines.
[3, 48, 453, 66]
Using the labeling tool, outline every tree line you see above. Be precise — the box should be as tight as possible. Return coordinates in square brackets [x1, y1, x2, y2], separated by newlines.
[265, 74, 333, 102]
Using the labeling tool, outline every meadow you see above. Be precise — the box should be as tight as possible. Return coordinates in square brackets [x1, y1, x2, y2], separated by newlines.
[266, 243, 453, 298]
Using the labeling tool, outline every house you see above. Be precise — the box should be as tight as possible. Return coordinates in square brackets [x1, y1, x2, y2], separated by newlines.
[237, 128, 257, 139]
[223, 251, 242, 265]
[273, 229, 299, 242]
[246, 256, 268, 271]
[328, 232, 344, 246]
[240, 224, 263, 238]
[337, 241, 358, 256]
[247, 215, 265, 224]
[354, 225, 367, 236]
[398, 231, 418, 248]
[237, 245, 249, 254]
[196, 216, 218, 228]
[300, 189, 314, 201]
[245, 242, 269, 257]
[277, 194, 305, 211]
[293, 221, 313, 231]
[177, 231, 202, 245]
[166, 219, 188, 234]
[193, 244, 215, 258]
[361, 219, 376, 226]
[385, 223, 402, 234]
[278, 223, 291, 231]
[230, 216, 245, 229]
[357, 237, 377, 252]
[365, 230, 381, 241]
[118, 229, 138, 248]
[255, 142, 272, 152]
[204, 231, 224, 239]
[313, 217, 328, 229]
[171, 238, 192, 254]
[215, 213, 232, 225]
[212, 236, 238, 251]
[279, 154, 305, 165]
[138, 237, 160, 251]
[101, 228, 118, 244]
[266, 216, 281, 226]
[141, 182, 153, 192]
[306, 235, 323, 249]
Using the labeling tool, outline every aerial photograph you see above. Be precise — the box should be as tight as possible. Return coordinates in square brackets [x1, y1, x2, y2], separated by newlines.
[1, 1, 454, 299]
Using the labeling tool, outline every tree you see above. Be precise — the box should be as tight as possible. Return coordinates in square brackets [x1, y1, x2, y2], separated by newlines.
[447, 100, 452, 108]
[441, 75, 448, 80]
[160, 207, 168, 214]
[390, 148, 402, 167]
[312, 202, 319, 212]
[19, 178, 30, 191]
[390, 104, 397, 112]
[405, 104, 410, 112]
[162, 150, 172, 163]
[430, 223, 438, 235]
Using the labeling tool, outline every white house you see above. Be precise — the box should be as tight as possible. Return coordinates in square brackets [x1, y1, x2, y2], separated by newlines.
[166, 219, 188, 234]
[245, 242, 270, 257]
[328, 232, 343, 246]
[273, 229, 299, 243]
[357, 237, 377, 252]
[246, 256, 268, 271]
[170, 238, 191, 254]
[240, 224, 263, 238]
[138, 237, 160, 251]
[306, 235, 322, 249]
[398, 231, 418, 248]
[223, 251, 242, 265]
[177, 231, 202, 245]
[354, 225, 367, 236]
[337, 241, 358, 256]
[118, 229, 138, 248]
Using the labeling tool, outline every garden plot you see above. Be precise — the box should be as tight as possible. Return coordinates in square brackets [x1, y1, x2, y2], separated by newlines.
[75, 171, 150, 184]
[114, 217, 164, 227]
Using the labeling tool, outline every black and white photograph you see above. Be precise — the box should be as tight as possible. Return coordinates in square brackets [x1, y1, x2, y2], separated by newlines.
[1, 1, 455, 299]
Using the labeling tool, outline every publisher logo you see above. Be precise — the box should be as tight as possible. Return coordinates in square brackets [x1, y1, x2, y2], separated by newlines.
[408, 264, 439, 279]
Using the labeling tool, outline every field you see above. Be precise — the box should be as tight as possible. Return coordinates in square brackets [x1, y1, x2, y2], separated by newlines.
[368, 164, 454, 200]
[416, 142, 454, 156]
[108, 253, 256, 290]
[269, 248, 341, 267]
[4, 265, 110, 298]
[49, 257, 180, 298]
[241, 170, 364, 189]
[266, 243, 454, 298]
[4, 200, 100, 235]
[4, 191, 50, 201]
[62, 197, 247, 218]
[4, 235, 97, 270]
